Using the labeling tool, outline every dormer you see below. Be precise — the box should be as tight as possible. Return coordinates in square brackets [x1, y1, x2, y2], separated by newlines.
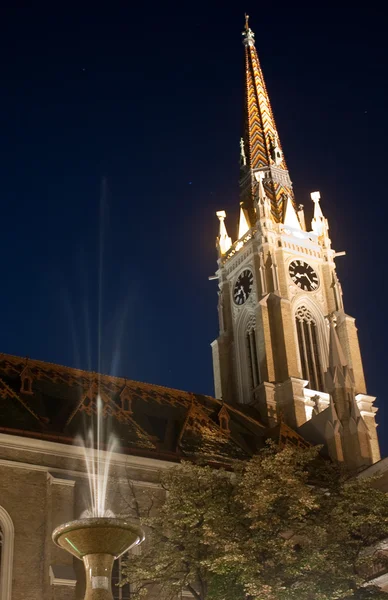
[120, 386, 132, 414]
[218, 405, 230, 434]
[20, 366, 33, 395]
[270, 133, 283, 166]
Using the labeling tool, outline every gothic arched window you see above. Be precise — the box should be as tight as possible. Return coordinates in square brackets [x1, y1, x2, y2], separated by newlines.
[246, 325, 260, 390]
[0, 506, 14, 600]
[295, 306, 324, 391]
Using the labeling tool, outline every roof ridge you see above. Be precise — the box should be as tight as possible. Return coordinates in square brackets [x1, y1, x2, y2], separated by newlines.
[0, 354, 265, 430]
[0, 352, 214, 399]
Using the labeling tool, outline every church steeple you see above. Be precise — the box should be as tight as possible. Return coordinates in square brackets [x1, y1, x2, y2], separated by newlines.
[211, 17, 380, 470]
[240, 15, 294, 224]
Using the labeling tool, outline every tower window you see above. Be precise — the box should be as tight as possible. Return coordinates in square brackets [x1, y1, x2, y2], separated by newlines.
[246, 327, 260, 389]
[295, 306, 324, 391]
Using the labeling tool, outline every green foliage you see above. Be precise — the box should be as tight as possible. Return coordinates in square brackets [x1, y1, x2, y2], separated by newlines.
[121, 445, 388, 600]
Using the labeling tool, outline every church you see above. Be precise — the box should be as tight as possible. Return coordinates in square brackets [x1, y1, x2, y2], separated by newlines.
[0, 17, 386, 600]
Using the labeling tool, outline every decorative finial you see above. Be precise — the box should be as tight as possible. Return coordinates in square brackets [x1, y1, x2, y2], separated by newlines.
[216, 211, 232, 255]
[310, 190, 325, 236]
[240, 137, 247, 166]
[311, 191, 321, 204]
[242, 14, 255, 46]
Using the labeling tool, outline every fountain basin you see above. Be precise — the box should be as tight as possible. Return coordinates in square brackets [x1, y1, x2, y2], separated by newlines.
[53, 518, 145, 600]
[53, 517, 144, 559]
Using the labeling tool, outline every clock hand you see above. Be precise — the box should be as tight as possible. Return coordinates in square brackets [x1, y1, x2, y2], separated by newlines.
[241, 286, 247, 300]
[295, 271, 312, 286]
[304, 274, 313, 285]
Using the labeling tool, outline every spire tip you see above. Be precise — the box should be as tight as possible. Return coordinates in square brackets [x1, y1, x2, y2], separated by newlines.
[242, 14, 255, 46]
[311, 191, 321, 203]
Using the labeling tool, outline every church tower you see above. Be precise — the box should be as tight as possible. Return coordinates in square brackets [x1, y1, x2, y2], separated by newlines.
[211, 17, 380, 468]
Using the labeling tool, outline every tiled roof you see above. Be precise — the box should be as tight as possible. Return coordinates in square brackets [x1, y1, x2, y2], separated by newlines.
[0, 353, 269, 464]
[240, 21, 295, 223]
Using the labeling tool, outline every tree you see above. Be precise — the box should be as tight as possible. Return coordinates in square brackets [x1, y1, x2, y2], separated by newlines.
[121, 444, 388, 600]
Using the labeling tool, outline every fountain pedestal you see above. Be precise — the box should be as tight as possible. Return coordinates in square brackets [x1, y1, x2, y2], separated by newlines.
[53, 517, 144, 600]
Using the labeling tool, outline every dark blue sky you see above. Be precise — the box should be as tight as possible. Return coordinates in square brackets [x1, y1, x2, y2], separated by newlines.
[1, 3, 387, 452]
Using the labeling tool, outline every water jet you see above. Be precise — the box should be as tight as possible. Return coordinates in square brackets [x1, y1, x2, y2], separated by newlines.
[52, 395, 145, 599]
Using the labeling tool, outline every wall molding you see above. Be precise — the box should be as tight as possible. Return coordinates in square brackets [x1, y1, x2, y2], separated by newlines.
[0, 505, 14, 600]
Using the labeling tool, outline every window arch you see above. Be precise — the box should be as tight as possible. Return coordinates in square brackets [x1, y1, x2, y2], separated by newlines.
[0, 506, 14, 600]
[295, 305, 325, 391]
[236, 311, 261, 403]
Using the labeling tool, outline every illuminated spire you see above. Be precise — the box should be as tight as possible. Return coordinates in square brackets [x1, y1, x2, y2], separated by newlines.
[241, 16, 294, 223]
[216, 211, 232, 255]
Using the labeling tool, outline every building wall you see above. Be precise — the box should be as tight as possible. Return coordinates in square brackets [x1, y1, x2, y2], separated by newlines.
[0, 433, 173, 600]
[0, 465, 50, 599]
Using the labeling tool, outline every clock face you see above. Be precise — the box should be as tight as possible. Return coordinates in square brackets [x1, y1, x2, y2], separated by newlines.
[233, 269, 254, 305]
[289, 260, 319, 292]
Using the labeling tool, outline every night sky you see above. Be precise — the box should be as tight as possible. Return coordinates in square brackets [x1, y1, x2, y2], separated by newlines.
[1, 4, 387, 453]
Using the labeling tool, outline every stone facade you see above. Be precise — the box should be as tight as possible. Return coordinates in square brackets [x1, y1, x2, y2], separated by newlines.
[0, 350, 273, 599]
[0, 433, 173, 600]
[212, 21, 380, 470]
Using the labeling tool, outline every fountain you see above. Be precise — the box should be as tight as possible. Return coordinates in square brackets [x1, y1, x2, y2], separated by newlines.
[52, 396, 144, 599]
